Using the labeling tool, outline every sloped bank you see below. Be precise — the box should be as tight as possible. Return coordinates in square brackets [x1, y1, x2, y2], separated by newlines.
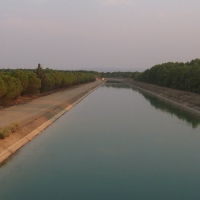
[0, 81, 104, 164]
[124, 79, 200, 116]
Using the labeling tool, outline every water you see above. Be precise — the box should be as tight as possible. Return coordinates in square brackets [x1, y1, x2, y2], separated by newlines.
[1, 83, 200, 200]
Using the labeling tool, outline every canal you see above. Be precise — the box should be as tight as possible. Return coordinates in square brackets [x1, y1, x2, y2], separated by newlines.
[0, 83, 200, 200]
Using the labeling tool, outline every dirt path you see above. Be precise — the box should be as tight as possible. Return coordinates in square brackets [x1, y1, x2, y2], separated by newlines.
[0, 80, 103, 128]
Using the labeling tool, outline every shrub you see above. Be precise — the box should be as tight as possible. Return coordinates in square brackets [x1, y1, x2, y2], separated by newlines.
[0, 128, 6, 139]
[0, 122, 20, 139]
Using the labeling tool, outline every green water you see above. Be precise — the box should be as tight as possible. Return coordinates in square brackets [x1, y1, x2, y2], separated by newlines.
[1, 83, 200, 200]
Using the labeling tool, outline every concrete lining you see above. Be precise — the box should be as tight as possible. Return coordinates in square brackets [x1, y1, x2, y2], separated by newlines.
[125, 80, 200, 117]
[0, 81, 104, 164]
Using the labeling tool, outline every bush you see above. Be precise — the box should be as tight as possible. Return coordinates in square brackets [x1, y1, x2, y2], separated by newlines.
[0, 122, 20, 139]
[0, 128, 6, 139]
[9, 122, 20, 133]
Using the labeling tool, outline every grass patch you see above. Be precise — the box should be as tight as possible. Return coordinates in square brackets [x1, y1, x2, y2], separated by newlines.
[0, 122, 20, 139]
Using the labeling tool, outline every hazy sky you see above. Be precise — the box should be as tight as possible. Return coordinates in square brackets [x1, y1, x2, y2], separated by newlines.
[1, 0, 200, 71]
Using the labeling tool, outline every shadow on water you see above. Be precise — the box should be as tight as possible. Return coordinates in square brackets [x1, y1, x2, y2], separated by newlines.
[103, 83, 200, 129]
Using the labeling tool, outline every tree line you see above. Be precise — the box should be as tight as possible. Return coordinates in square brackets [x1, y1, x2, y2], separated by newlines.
[133, 59, 200, 94]
[0, 64, 97, 104]
[101, 71, 133, 78]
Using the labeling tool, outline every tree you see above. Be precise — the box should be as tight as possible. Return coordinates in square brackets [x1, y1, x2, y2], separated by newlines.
[1, 75, 22, 100]
[12, 70, 29, 94]
[135, 59, 200, 94]
[26, 72, 41, 95]
[0, 77, 7, 98]
[41, 73, 55, 92]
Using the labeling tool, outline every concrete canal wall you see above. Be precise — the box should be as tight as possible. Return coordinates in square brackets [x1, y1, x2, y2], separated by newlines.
[0, 81, 104, 164]
[124, 79, 200, 117]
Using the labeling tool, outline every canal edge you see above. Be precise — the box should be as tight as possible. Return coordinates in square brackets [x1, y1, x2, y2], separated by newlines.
[0, 81, 105, 164]
[125, 81, 200, 117]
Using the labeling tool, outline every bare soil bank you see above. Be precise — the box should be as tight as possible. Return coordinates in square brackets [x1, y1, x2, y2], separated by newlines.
[0, 80, 104, 164]
[125, 79, 200, 116]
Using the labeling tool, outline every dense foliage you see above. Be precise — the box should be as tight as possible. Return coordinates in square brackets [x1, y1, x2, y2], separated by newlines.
[0, 64, 97, 104]
[134, 59, 200, 94]
[101, 71, 133, 78]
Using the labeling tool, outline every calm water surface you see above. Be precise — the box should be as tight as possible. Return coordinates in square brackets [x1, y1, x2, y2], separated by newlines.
[1, 83, 200, 200]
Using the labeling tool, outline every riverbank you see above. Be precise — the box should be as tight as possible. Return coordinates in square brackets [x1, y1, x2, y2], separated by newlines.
[124, 79, 200, 116]
[0, 80, 104, 164]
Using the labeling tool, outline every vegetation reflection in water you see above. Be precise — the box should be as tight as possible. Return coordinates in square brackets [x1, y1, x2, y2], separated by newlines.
[104, 83, 200, 128]
[1, 83, 200, 200]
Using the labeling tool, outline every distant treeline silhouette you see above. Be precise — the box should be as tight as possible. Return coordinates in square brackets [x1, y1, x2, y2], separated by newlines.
[101, 71, 133, 78]
[0, 64, 97, 104]
[133, 58, 200, 94]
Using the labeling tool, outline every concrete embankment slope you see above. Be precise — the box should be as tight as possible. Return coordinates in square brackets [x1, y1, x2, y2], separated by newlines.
[125, 79, 200, 116]
[0, 80, 104, 164]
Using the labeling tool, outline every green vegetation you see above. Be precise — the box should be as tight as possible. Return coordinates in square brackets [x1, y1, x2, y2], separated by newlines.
[101, 71, 133, 78]
[0, 64, 97, 104]
[0, 122, 20, 139]
[134, 58, 200, 94]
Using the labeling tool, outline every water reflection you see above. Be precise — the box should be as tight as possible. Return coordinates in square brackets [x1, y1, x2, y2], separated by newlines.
[103, 83, 200, 128]
[103, 83, 132, 89]
[1, 82, 200, 200]
[140, 92, 200, 129]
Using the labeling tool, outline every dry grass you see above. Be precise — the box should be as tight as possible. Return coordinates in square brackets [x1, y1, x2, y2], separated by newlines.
[0, 122, 20, 139]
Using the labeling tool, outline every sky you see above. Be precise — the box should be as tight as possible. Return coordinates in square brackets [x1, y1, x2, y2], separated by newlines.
[1, 0, 200, 72]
